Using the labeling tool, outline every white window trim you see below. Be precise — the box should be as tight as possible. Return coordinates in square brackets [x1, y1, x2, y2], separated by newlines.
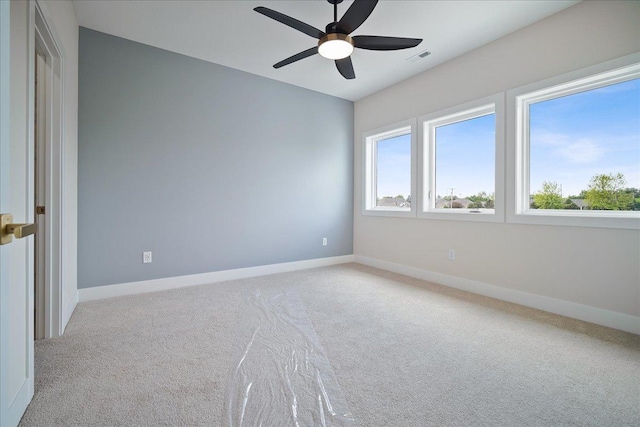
[506, 53, 640, 230]
[362, 118, 417, 217]
[418, 93, 505, 223]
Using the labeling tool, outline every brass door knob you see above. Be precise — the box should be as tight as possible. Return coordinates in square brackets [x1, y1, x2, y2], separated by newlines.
[0, 213, 36, 245]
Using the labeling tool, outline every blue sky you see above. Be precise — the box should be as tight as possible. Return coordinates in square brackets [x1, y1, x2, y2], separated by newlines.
[376, 134, 411, 199]
[530, 78, 640, 197]
[435, 114, 494, 198]
[375, 78, 640, 200]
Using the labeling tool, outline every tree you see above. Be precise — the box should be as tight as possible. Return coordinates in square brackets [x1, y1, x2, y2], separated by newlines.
[533, 181, 564, 209]
[466, 191, 495, 209]
[585, 173, 634, 210]
[468, 191, 489, 203]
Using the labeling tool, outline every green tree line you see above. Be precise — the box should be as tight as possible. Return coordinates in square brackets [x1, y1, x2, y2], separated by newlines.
[532, 173, 640, 211]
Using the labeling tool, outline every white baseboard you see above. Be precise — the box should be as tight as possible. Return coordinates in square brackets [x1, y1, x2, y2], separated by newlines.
[354, 255, 640, 335]
[61, 290, 78, 334]
[78, 255, 355, 302]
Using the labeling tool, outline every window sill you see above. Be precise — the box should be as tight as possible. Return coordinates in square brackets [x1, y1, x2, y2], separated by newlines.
[507, 210, 640, 229]
[418, 209, 503, 223]
[362, 208, 416, 218]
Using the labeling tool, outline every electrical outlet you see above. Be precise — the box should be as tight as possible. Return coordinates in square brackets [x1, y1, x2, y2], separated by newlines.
[322, 237, 328, 246]
[143, 251, 152, 263]
[448, 249, 455, 260]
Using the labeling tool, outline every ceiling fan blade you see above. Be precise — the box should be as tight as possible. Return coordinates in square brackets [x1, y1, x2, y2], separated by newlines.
[254, 7, 326, 39]
[335, 57, 355, 80]
[337, 0, 379, 34]
[274, 47, 319, 69]
[353, 35, 422, 51]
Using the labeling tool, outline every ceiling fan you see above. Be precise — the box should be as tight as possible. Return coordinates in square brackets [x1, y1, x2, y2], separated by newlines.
[254, 0, 423, 80]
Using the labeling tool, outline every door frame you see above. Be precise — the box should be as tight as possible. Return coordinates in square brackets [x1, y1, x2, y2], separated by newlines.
[33, 0, 65, 338]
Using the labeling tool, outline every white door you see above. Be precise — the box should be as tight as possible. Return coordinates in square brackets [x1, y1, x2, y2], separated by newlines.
[0, 0, 36, 425]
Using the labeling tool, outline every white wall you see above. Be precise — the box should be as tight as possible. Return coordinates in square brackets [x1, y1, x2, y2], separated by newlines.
[37, 0, 78, 330]
[354, 1, 640, 321]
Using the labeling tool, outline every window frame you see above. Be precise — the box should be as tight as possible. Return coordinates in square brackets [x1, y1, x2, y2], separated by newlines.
[506, 53, 640, 229]
[418, 93, 505, 223]
[362, 118, 417, 218]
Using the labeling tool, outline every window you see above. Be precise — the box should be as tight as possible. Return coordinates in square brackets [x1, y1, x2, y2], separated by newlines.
[508, 56, 640, 229]
[363, 119, 416, 217]
[419, 94, 505, 222]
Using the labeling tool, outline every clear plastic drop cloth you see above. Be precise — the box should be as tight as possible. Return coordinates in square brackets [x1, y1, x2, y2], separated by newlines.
[224, 288, 355, 427]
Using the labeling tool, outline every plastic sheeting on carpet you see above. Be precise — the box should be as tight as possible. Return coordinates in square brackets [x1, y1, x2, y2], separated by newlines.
[225, 288, 355, 427]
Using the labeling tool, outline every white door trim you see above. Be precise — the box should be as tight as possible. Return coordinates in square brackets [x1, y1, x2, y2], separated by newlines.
[33, 1, 66, 338]
[34, 50, 46, 340]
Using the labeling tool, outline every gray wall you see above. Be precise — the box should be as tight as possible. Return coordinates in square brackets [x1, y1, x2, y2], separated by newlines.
[78, 28, 354, 289]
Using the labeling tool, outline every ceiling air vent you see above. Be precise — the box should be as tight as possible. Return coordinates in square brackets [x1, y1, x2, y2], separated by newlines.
[406, 49, 432, 63]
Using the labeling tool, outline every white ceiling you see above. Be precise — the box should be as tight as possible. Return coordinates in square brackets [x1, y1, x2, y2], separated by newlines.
[72, 0, 579, 101]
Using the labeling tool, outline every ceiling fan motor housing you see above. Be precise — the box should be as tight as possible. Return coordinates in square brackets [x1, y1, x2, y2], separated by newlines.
[326, 22, 342, 34]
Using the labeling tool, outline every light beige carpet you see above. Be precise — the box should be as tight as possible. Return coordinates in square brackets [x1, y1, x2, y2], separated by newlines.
[20, 263, 640, 426]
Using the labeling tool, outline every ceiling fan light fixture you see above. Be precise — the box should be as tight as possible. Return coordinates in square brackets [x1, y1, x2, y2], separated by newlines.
[318, 33, 354, 60]
[255, 0, 422, 79]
